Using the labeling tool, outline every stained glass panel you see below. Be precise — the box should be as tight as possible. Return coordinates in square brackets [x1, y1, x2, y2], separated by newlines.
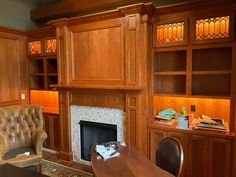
[156, 22, 184, 44]
[45, 38, 57, 54]
[28, 41, 41, 55]
[196, 16, 230, 40]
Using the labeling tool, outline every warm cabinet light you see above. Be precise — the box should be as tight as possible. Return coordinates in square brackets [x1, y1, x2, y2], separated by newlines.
[30, 90, 59, 114]
[45, 38, 56, 54]
[156, 22, 184, 44]
[28, 41, 41, 55]
[196, 16, 229, 40]
[154, 96, 230, 123]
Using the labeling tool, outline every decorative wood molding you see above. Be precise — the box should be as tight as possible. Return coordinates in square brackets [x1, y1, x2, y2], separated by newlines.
[51, 84, 144, 91]
[154, 0, 236, 15]
[70, 90, 125, 109]
[46, 3, 155, 27]
[26, 26, 55, 38]
[0, 25, 25, 36]
[31, 1, 154, 21]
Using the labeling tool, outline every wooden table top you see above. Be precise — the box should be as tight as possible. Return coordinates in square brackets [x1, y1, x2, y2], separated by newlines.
[91, 144, 174, 177]
[0, 163, 48, 177]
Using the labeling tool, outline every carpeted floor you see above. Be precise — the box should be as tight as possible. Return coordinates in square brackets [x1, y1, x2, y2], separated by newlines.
[42, 160, 94, 177]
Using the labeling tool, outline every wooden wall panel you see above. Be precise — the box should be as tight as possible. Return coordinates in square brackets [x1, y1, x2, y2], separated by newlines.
[43, 113, 60, 151]
[70, 90, 124, 109]
[209, 138, 231, 177]
[0, 28, 28, 106]
[126, 93, 139, 145]
[0, 38, 19, 102]
[69, 19, 124, 85]
[188, 135, 209, 177]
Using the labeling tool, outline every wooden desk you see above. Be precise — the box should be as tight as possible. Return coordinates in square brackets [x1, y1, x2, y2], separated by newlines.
[91, 144, 174, 177]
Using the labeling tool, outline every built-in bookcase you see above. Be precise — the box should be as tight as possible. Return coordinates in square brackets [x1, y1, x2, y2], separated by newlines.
[27, 32, 58, 90]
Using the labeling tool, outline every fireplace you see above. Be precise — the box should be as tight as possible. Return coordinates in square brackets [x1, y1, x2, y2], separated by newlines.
[79, 120, 117, 161]
[71, 105, 124, 164]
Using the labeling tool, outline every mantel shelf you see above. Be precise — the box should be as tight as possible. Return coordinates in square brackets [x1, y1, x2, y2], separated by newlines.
[49, 84, 145, 91]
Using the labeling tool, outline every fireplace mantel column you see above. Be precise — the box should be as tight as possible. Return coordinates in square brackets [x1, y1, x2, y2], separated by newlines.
[58, 91, 73, 161]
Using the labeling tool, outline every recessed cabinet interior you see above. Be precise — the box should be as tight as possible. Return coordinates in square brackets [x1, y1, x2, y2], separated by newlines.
[154, 50, 187, 95]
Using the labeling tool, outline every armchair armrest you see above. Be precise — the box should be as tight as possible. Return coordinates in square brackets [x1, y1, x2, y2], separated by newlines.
[35, 130, 47, 154]
[0, 134, 6, 160]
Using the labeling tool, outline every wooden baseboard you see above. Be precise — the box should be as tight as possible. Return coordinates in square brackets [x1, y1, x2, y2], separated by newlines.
[58, 150, 73, 162]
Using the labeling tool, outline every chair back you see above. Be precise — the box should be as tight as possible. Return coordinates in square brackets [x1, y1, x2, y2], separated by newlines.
[156, 137, 183, 177]
[0, 105, 43, 156]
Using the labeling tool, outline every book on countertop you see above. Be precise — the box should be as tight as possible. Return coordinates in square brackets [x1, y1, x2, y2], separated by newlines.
[154, 118, 177, 125]
[191, 118, 229, 133]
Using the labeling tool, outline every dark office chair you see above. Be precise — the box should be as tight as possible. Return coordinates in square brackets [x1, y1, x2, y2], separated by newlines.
[156, 137, 184, 177]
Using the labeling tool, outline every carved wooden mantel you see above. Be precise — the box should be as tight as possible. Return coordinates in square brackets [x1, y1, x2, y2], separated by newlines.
[49, 3, 153, 161]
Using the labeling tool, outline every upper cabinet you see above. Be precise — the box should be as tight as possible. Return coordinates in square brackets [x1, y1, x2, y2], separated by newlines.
[27, 27, 58, 90]
[28, 37, 56, 56]
[191, 14, 234, 44]
[153, 17, 188, 47]
[49, 3, 154, 89]
[152, 9, 235, 98]
[153, 11, 234, 47]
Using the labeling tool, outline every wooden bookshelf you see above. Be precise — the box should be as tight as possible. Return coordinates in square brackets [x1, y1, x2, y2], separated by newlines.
[27, 28, 58, 90]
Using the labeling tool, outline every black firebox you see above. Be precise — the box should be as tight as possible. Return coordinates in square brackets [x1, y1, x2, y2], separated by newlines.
[79, 120, 117, 161]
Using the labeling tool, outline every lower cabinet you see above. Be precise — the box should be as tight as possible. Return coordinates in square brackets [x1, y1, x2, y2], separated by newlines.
[43, 113, 60, 151]
[149, 129, 187, 177]
[149, 128, 233, 177]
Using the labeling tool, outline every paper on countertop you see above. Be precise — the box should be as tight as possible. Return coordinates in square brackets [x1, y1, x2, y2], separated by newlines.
[95, 145, 120, 160]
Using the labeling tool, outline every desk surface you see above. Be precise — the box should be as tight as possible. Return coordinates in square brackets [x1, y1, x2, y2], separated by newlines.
[91, 144, 174, 177]
[0, 163, 48, 177]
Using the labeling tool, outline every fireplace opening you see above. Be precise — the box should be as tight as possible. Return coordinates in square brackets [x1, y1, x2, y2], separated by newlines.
[79, 120, 117, 161]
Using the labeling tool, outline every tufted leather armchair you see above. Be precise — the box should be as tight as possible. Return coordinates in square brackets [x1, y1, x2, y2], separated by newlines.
[0, 105, 47, 169]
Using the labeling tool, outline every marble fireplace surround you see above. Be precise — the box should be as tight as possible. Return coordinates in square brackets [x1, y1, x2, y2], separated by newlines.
[71, 105, 125, 163]
[58, 89, 142, 162]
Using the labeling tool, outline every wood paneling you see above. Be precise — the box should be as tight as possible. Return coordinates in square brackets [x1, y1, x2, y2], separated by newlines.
[188, 135, 209, 177]
[48, 3, 154, 161]
[58, 91, 73, 161]
[70, 90, 124, 109]
[209, 138, 231, 177]
[0, 28, 28, 106]
[43, 113, 60, 150]
[70, 19, 124, 85]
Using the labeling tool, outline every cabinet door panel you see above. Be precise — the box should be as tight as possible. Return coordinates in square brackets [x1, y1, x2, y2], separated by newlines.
[69, 19, 124, 86]
[43, 113, 60, 150]
[149, 129, 165, 164]
[209, 138, 231, 177]
[188, 135, 209, 177]
[0, 37, 21, 103]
